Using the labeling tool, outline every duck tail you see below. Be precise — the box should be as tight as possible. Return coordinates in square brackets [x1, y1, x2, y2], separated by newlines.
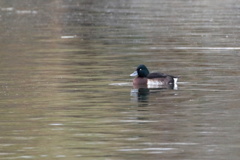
[173, 77, 178, 84]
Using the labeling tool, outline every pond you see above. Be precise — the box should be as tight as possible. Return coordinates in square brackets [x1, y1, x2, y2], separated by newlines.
[0, 0, 239, 159]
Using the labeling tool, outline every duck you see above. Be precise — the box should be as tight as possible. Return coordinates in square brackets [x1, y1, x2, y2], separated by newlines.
[130, 64, 178, 86]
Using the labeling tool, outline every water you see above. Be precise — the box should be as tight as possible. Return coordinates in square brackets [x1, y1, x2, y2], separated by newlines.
[0, 0, 240, 159]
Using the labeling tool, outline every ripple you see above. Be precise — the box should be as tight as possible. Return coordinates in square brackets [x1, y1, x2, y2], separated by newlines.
[150, 46, 240, 50]
[109, 82, 132, 86]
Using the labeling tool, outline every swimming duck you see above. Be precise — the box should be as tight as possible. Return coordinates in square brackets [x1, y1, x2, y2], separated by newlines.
[130, 64, 178, 86]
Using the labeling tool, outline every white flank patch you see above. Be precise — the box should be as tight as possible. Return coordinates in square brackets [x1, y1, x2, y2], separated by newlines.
[147, 78, 179, 90]
[147, 79, 164, 85]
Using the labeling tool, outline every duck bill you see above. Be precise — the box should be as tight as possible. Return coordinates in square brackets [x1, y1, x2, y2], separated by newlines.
[130, 71, 138, 77]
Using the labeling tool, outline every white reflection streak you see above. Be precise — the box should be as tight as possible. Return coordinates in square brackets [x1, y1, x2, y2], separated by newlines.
[175, 47, 240, 50]
[146, 142, 198, 145]
[119, 120, 158, 123]
[150, 47, 240, 50]
[118, 148, 175, 151]
[61, 35, 77, 39]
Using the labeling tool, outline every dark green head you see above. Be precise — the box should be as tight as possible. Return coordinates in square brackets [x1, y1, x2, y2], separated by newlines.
[130, 64, 150, 77]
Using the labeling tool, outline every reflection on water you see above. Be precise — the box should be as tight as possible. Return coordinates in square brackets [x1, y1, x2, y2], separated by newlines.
[130, 83, 178, 103]
[0, 0, 240, 160]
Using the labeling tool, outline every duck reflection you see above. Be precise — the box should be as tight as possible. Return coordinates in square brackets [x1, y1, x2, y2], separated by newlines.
[131, 83, 177, 103]
[131, 87, 150, 102]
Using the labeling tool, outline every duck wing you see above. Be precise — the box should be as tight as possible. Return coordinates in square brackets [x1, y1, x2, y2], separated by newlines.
[147, 72, 168, 79]
[147, 72, 178, 78]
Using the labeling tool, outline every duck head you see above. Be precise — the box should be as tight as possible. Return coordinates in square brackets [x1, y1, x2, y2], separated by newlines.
[130, 64, 150, 77]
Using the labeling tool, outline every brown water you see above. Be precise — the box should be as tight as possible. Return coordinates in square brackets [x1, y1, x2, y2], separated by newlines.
[0, 0, 240, 159]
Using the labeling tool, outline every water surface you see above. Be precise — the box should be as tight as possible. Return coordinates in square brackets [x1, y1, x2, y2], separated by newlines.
[0, 0, 239, 159]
